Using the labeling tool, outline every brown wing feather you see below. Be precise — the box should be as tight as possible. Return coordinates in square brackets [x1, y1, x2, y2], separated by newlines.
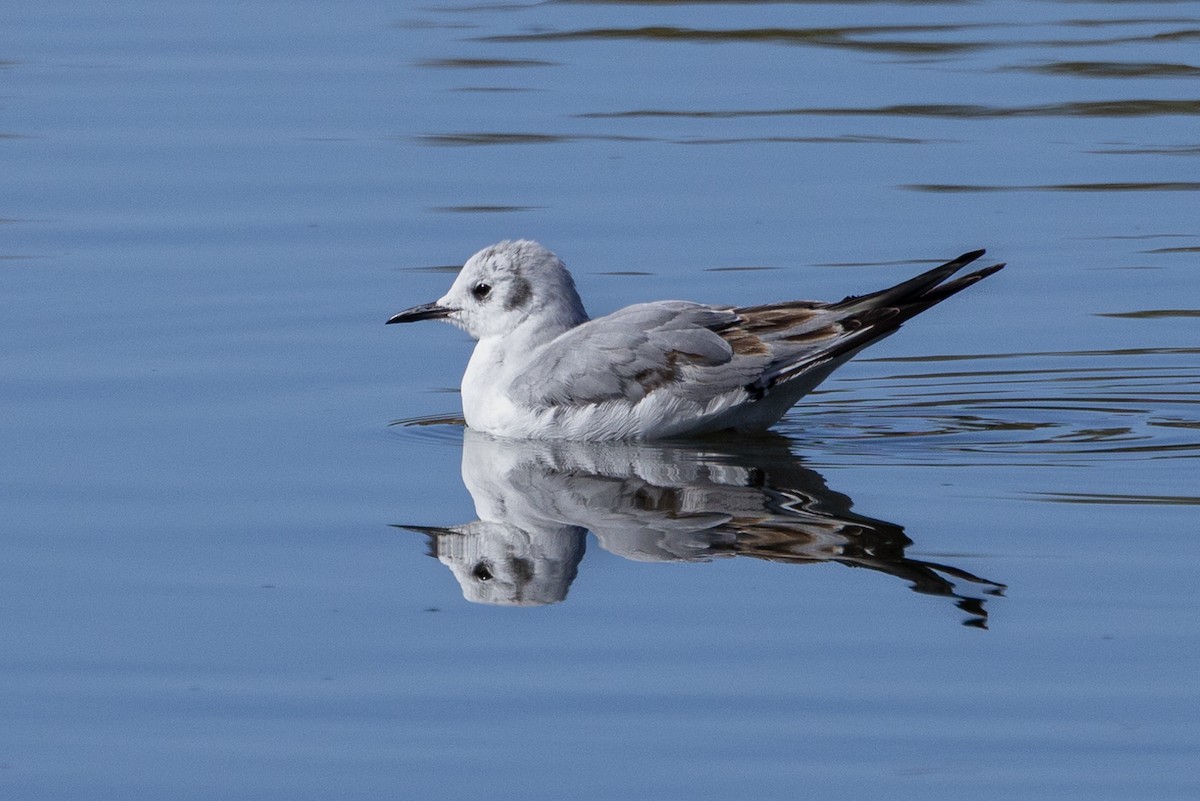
[731, 251, 1004, 396]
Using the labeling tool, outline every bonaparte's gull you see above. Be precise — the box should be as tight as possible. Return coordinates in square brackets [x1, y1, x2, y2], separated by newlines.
[387, 240, 1004, 440]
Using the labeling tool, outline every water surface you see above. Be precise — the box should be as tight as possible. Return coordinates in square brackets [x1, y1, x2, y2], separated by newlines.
[3, 1, 1198, 799]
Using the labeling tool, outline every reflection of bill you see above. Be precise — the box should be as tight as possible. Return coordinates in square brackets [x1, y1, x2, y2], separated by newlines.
[400, 431, 1005, 626]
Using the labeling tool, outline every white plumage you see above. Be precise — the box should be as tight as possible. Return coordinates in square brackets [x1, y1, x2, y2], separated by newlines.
[387, 240, 1003, 440]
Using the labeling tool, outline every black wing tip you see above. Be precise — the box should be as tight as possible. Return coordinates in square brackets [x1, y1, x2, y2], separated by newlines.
[941, 248, 992, 275]
[759, 253, 1005, 393]
[906, 249, 1004, 295]
[957, 261, 1006, 285]
[914, 260, 1005, 306]
[932, 249, 986, 274]
[832, 247, 994, 310]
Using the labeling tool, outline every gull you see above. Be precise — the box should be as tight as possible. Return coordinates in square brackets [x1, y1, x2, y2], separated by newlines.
[387, 240, 1004, 440]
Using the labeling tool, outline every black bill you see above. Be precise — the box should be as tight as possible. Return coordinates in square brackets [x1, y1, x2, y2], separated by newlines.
[386, 302, 455, 325]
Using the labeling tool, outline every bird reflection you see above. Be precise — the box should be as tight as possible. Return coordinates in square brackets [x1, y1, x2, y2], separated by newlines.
[401, 430, 1004, 627]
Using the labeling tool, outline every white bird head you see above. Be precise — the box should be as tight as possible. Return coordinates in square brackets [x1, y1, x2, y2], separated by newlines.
[387, 239, 588, 340]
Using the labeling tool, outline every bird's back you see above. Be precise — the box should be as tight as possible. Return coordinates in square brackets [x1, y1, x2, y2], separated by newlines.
[468, 250, 1003, 440]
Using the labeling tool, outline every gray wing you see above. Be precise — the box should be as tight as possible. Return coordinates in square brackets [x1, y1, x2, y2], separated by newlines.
[508, 302, 768, 407]
[509, 251, 1005, 409]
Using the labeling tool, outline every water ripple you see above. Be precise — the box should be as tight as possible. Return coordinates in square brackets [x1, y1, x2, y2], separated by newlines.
[902, 182, 1200, 193]
[1028, 491, 1200, 506]
[1089, 145, 1200, 157]
[387, 413, 467, 447]
[1008, 60, 1200, 79]
[416, 132, 652, 146]
[428, 204, 546, 213]
[416, 57, 557, 68]
[580, 100, 1200, 119]
[777, 349, 1200, 464]
[482, 24, 997, 55]
[415, 131, 941, 147]
[1097, 309, 1200, 319]
[380, 351, 1200, 466]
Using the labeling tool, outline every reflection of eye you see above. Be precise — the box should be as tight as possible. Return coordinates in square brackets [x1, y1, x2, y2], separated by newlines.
[472, 283, 491, 301]
[472, 562, 494, 582]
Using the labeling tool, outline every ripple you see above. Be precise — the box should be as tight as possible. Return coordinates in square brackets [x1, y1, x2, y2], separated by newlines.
[902, 182, 1200, 193]
[1028, 491, 1200, 506]
[1089, 144, 1200, 156]
[428, 1, 542, 12]
[419, 133, 578, 146]
[1009, 61, 1200, 78]
[866, 347, 1200, 361]
[676, 134, 943, 145]
[387, 413, 467, 447]
[1041, 27, 1200, 48]
[1059, 17, 1200, 29]
[415, 132, 652, 146]
[1097, 309, 1200, 319]
[416, 58, 557, 68]
[481, 23, 998, 55]
[1094, 234, 1194, 241]
[776, 349, 1200, 465]
[416, 132, 941, 147]
[580, 100, 1200, 120]
[382, 351, 1200, 465]
[450, 86, 540, 94]
[428, 204, 546, 213]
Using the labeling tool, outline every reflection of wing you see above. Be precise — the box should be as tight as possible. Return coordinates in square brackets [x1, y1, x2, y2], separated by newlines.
[538, 443, 1005, 626]
[401, 431, 1004, 626]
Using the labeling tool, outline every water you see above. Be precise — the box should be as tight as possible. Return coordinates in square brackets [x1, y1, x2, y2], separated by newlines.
[3, 1, 1198, 798]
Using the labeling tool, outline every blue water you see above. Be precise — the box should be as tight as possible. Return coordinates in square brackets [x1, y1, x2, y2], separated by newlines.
[3, 1, 1198, 798]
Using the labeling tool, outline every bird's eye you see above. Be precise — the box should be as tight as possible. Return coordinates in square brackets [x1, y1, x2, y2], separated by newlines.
[472, 283, 492, 301]
[472, 562, 493, 582]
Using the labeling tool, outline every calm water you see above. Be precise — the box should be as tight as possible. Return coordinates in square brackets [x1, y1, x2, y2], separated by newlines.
[3, 1, 1199, 798]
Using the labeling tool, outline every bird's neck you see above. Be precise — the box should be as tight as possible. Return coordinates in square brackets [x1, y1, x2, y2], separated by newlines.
[466, 308, 585, 388]
[512, 304, 589, 350]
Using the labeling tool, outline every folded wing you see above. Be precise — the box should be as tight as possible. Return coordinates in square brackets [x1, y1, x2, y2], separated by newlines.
[508, 301, 765, 407]
[509, 250, 1004, 411]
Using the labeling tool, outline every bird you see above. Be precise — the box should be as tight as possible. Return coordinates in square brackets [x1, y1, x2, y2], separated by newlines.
[387, 240, 1004, 440]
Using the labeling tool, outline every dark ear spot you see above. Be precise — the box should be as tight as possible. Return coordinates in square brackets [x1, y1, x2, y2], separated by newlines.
[504, 276, 532, 311]
[509, 557, 534, 583]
